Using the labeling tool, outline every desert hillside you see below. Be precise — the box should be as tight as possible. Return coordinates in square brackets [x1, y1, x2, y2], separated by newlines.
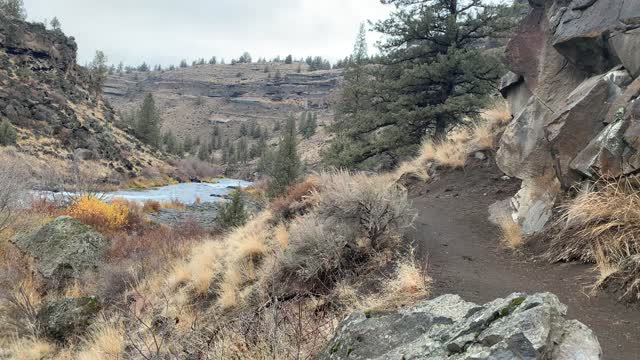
[104, 63, 341, 169]
[0, 14, 168, 187]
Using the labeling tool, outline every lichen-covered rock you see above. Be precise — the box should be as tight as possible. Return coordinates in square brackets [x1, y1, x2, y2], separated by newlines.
[319, 293, 601, 360]
[12, 216, 110, 287]
[37, 297, 101, 343]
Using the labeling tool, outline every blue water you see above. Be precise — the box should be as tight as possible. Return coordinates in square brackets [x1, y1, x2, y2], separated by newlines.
[104, 179, 253, 204]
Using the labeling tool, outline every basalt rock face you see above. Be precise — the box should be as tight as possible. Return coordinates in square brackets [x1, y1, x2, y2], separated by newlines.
[496, 0, 640, 234]
[0, 15, 165, 180]
[319, 293, 601, 360]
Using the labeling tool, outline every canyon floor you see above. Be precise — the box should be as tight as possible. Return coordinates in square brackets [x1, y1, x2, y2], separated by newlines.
[411, 158, 640, 360]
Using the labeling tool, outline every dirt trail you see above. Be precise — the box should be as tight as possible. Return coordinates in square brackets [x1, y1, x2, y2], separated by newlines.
[409, 158, 640, 359]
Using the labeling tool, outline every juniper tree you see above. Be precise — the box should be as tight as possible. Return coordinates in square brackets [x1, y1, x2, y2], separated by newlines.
[218, 190, 247, 228]
[268, 115, 301, 197]
[324, 0, 515, 168]
[163, 131, 177, 154]
[88, 51, 109, 94]
[134, 93, 162, 147]
[0, 119, 17, 146]
[285, 54, 293, 64]
[50, 17, 61, 31]
[180, 59, 188, 68]
[183, 135, 194, 154]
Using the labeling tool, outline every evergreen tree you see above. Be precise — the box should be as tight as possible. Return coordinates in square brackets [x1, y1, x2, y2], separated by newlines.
[239, 123, 248, 136]
[209, 56, 217, 65]
[268, 115, 301, 197]
[285, 54, 293, 64]
[50, 17, 61, 31]
[237, 137, 249, 164]
[324, 0, 513, 168]
[0, 119, 17, 146]
[163, 131, 177, 154]
[218, 190, 247, 228]
[137, 62, 149, 72]
[180, 59, 188, 68]
[197, 143, 209, 161]
[0, 0, 26, 20]
[117, 62, 124, 74]
[88, 50, 109, 94]
[183, 135, 194, 154]
[134, 93, 162, 147]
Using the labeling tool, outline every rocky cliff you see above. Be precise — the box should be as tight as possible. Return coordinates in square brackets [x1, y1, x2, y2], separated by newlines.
[0, 15, 166, 183]
[104, 64, 340, 141]
[496, 0, 640, 234]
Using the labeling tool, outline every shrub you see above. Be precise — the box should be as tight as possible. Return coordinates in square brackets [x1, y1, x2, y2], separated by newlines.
[218, 191, 247, 229]
[270, 177, 318, 220]
[0, 118, 17, 146]
[0, 154, 28, 230]
[276, 171, 415, 291]
[67, 195, 130, 232]
[142, 200, 161, 213]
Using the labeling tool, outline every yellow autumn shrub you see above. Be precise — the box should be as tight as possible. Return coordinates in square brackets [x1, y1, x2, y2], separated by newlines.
[67, 195, 130, 232]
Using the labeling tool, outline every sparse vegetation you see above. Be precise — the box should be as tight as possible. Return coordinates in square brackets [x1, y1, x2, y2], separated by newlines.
[0, 119, 17, 146]
[545, 178, 640, 300]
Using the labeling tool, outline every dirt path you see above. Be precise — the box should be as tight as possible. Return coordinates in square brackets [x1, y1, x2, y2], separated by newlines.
[409, 158, 640, 359]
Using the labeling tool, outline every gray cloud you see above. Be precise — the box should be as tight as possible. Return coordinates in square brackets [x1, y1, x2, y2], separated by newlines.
[24, 0, 389, 67]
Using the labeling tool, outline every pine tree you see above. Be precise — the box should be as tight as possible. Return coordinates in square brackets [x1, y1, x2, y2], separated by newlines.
[134, 93, 162, 147]
[180, 59, 188, 68]
[117, 62, 124, 74]
[209, 56, 217, 65]
[268, 115, 301, 197]
[285, 54, 293, 64]
[324, 0, 513, 168]
[88, 50, 109, 94]
[353, 23, 368, 64]
[0, 119, 17, 146]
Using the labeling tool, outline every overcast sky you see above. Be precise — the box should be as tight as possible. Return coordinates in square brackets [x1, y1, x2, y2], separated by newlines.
[23, 0, 391, 67]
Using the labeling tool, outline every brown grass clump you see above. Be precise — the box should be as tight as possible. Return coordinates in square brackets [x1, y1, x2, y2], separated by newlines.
[546, 178, 640, 300]
[270, 176, 319, 219]
[393, 101, 511, 181]
[142, 200, 161, 213]
[499, 217, 523, 249]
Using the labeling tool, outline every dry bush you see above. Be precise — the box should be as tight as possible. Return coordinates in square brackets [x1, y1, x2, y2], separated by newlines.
[142, 200, 161, 213]
[546, 178, 640, 300]
[271, 177, 319, 220]
[0, 153, 29, 230]
[172, 157, 224, 180]
[315, 171, 414, 249]
[276, 172, 414, 292]
[499, 217, 523, 249]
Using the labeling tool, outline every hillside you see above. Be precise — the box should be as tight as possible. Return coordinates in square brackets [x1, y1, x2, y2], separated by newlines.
[0, 15, 167, 187]
[104, 63, 341, 169]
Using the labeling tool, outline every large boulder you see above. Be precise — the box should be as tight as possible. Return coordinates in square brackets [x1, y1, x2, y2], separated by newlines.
[37, 297, 101, 343]
[12, 216, 110, 287]
[319, 293, 601, 360]
[550, 0, 640, 74]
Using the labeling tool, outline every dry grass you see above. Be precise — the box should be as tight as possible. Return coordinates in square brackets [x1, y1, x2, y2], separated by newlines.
[7, 337, 55, 360]
[499, 217, 523, 249]
[375, 254, 431, 309]
[546, 178, 640, 300]
[392, 101, 511, 181]
[76, 319, 125, 360]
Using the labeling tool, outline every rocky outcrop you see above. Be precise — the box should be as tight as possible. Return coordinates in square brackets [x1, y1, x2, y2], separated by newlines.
[12, 216, 110, 288]
[319, 293, 601, 360]
[0, 14, 166, 179]
[497, 0, 640, 234]
[37, 296, 101, 343]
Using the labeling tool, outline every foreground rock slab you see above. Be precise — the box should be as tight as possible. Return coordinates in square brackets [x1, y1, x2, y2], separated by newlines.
[319, 293, 601, 360]
[12, 216, 110, 287]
